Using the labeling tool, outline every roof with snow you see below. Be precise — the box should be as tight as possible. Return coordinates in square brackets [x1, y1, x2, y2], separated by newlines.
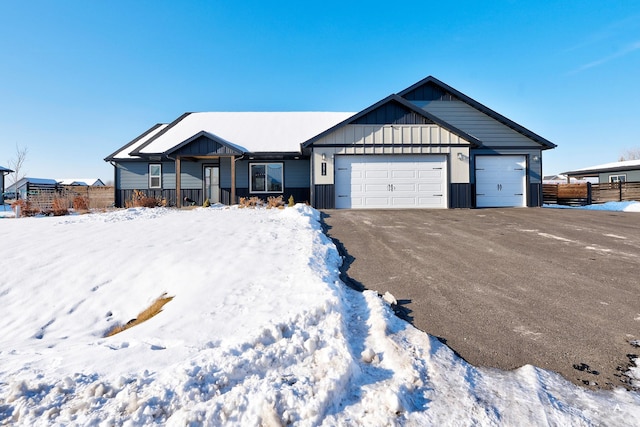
[57, 179, 105, 186]
[563, 159, 640, 176]
[0, 165, 13, 173]
[107, 112, 354, 160]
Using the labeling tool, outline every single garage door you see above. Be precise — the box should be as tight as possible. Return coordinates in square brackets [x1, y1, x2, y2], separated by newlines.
[475, 155, 526, 207]
[334, 155, 447, 209]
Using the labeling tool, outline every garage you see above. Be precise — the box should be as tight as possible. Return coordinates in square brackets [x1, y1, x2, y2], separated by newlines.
[334, 155, 447, 209]
[475, 155, 526, 207]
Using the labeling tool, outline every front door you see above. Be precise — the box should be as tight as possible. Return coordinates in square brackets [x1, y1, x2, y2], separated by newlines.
[204, 165, 220, 204]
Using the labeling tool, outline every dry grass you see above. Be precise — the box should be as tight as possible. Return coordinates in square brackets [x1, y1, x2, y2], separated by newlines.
[104, 293, 174, 337]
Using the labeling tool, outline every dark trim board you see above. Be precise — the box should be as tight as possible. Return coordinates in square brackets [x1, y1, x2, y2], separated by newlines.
[528, 183, 542, 207]
[314, 184, 335, 209]
[449, 183, 472, 208]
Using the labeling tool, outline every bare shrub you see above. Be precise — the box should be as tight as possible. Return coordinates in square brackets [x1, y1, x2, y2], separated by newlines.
[104, 293, 174, 337]
[267, 195, 284, 209]
[51, 197, 69, 216]
[11, 199, 37, 216]
[239, 196, 262, 208]
[73, 196, 90, 211]
[126, 190, 164, 208]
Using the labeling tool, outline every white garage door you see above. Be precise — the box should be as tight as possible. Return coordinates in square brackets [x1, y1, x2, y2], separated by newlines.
[475, 155, 526, 208]
[334, 155, 447, 209]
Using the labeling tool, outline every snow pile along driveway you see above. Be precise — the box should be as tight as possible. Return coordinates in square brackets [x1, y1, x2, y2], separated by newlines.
[0, 206, 639, 426]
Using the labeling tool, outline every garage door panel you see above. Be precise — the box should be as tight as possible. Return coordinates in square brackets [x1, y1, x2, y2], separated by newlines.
[392, 170, 417, 179]
[418, 182, 444, 192]
[365, 170, 389, 179]
[364, 183, 390, 192]
[335, 155, 448, 209]
[418, 196, 444, 206]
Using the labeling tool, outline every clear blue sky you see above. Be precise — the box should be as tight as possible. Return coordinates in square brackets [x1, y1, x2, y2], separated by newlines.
[1, 1, 639, 184]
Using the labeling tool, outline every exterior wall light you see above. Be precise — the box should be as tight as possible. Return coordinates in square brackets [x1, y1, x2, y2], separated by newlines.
[532, 155, 540, 162]
[457, 152, 464, 160]
[322, 153, 326, 161]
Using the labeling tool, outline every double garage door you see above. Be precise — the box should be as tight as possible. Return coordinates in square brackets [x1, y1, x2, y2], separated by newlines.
[335, 155, 447, 209]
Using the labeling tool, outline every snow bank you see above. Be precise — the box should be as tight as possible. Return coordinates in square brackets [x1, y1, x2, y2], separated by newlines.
[1, 206, 639, 426]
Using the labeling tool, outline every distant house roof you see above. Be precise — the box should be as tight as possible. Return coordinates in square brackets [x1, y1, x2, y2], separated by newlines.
[562, 159, 640, 177]
[107, 112, 354, 160]
[57, 178, 105, 186]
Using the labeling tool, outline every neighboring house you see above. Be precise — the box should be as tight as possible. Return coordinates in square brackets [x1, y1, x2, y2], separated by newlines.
[6, 177, 58, 200]
[57, 178, 105, 186]
[1, 165, 14, 204]
[105, 76, 556, 209]
[562, 160, 640, 184]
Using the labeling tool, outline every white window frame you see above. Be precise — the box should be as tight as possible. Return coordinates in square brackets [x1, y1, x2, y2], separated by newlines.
[249, 162, 284, 194]
[609, 174, 626, 183]
[149, 164, 162, 189]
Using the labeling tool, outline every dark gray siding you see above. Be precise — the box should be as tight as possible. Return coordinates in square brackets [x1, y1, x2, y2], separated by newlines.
[314, 184, 335, 209]
[353, 102, 434, 125]
[449, 183, 472, 208]
[173, 135, 241, 156]
[402, 81, 456, 102]
[528, 183, 542, 207]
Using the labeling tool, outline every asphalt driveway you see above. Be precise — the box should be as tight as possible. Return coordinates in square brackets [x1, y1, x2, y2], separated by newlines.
[321, 208, 640, 390]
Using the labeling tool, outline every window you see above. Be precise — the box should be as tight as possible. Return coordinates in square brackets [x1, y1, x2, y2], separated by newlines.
[609, 174, 626, 183]
[250, 163, 283, 193]
[149, 164, 162, 189]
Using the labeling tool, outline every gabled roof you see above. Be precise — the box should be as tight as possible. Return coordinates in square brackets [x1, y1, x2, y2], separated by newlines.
[122, 112, 354, 157]
[563, 159, 640, 177]
[302, 94, 482, 148]
[398, 76, 556, 149]
[0, 166, 13, 173]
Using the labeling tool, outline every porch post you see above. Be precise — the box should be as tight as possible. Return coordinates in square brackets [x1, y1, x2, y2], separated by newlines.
[176, 156, 182, 208]
[230, 155, 236, 204]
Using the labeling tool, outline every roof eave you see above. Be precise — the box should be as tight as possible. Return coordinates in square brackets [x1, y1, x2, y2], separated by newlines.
[104, 123, 166, 162]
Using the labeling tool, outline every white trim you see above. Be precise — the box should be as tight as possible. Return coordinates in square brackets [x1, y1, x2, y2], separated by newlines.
[249, 162, 284, 194]
[149, 164, 162, 189]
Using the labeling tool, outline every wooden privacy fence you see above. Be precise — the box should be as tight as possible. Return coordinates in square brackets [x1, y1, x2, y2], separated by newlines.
[25, 185, 115, 212]
[543, 182, 640, 206]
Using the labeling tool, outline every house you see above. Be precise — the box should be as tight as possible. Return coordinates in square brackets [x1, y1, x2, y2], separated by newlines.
[562, 159, 640, 184]
[57, 178, 106, 186]
[105, 76, 556, 209]
[1, 165, 14, 204]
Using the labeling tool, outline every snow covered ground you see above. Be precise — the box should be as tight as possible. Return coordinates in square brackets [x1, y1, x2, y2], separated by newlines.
[0, 203, 639, 426]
